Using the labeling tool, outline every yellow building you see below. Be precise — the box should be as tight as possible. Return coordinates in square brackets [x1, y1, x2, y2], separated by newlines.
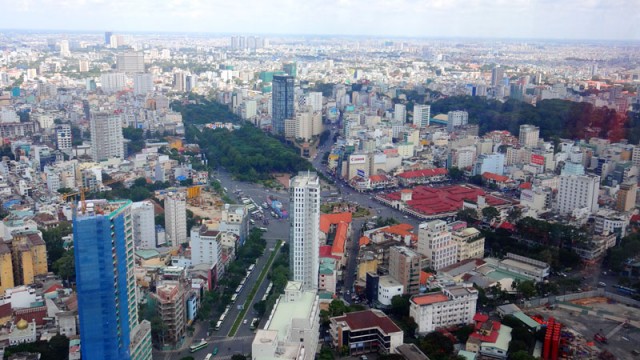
[357, 259, 379, 281]
[0, 242, 14, 293]
[10, 232, 48, 286]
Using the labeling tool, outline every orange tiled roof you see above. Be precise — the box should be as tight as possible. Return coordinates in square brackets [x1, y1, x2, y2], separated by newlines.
[332, 222, 348, 255]
[320, 212, 352, 234]
[359, 236, 370, 247]
[482, 172, 510, 183]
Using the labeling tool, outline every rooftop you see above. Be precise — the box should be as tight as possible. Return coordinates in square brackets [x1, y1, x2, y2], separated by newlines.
[481, 324, 512, 352]
[332, 309, 402, 334]
[267, 288, 317, 338]
[411, 293, 450, 306]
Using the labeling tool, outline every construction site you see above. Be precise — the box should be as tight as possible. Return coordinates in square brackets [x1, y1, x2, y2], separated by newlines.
[526, 292, 640, 359]
[184, 185, 224, 220]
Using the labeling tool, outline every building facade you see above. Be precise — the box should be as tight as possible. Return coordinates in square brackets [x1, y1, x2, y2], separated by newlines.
[388, 246, 423, 295]
[131, 201, 156, 249]
[73, 200, 152, 360]
[272, 75, 295, 135]
[289, 172, 320, 291]
[90, 111, 124, 161]
[410, 286, 478, 334]
[164, 192, 187, 246]
[418, 220, 458, 270]
[556, 174, 600, 215]
[330, 309, 403, 355]
[413, 105, 431, 128]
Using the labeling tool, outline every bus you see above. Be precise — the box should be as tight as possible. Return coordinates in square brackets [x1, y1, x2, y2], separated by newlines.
[231, 294, 238, 303]
[248, 264, 256, 272]
[214, 320, 222, 331]
[250, 318, 260, 330]
[235, 284, 243, 294]
[189, 339, 208, 353]
[204, 354, 212, 360]
[614, 285, 638, 295]
[240, 279, 246, 286]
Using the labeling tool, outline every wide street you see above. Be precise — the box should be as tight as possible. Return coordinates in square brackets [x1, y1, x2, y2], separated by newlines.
[158, 128, 424, 359]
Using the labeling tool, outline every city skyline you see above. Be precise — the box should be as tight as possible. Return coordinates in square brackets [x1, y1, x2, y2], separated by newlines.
[0, 0, 639, 41]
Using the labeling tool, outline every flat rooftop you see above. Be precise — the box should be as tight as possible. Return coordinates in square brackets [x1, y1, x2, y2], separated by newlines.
[267, 290, 317, 338]
[500, 259, 544, 273]
[411, 293, 450, 306]
[379, 275, 402, 288]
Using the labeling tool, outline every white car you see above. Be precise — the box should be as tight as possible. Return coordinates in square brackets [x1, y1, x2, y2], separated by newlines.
[243, 319, 248, 324]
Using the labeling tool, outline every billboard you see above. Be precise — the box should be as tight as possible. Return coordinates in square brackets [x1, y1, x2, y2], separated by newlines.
[531, 154, 545, 166]
[357, 169, 366, 178]
[349, 155, 367, 164]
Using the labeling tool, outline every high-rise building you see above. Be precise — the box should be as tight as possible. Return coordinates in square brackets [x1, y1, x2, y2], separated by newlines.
[616, 182, 637, 212]
[116, 52, 145, 73]
[272, 75, 295, 135]
[447, 110, 468, 132]
[173, 71, 186, 92]
[100, 72, 127, 92]
[519, 124, 540, 148]
[491, 66, 504, 87]
[55, 124, 72, 150]
[289, 172, 320, 291]
[418, 220, 458, 270]
[556, 174, 600, 215]
[90, 112, 124, 161]
[133, 73, 153, 96]
[451, 226, 485, 262]
[73, 199, 152, 360]
[283, 62, 297, 77]
[131, 201, 156, 249]
[104, 31, 113, 45]
[413, 104, 430, 128]
[307, 92, 323, 112]
[164, 192, 187, 246]
[78, 59, 89, 72]
[59, 40, 70, 57]
[394, 103, 406, 122]
[388, 246, 423, 295]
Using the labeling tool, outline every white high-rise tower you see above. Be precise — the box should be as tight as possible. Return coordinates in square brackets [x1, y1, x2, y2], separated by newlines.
[164, 192, 187, 246]
[90, 112, 124, 161]
[289, 172, 320, 291]
[413, 104, 431, 128]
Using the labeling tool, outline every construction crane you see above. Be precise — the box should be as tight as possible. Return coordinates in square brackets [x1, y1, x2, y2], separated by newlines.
[60, 178, 123, 213]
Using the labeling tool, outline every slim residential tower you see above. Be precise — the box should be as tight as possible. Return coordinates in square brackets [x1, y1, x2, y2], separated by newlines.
[289, 172, 320, 290]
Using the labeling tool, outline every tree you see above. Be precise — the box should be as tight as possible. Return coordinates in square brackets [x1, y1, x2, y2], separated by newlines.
[517, 280, 537, 299]
[448, 166, 465, 181]
[457, 208, 478, 223]
[41, 222, 73, 266]
[419, 331, 454, 360]
[318, 346, 335, 360]
[507, 207, 522, 222]
[253, 300, 267, 317]
[482, 206, 500, 223]
[48, 335, 70, 360]
[390, 295, 411, 317]
[53, 249, 75, 282]
[509, 351, 537, 360]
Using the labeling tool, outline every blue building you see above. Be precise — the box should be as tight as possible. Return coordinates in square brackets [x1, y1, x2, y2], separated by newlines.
[74, 199, 152, 360]
[272, 75, 294, 135]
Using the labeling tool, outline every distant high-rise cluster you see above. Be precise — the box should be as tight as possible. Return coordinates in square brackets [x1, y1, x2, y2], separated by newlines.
[230, 35, 266, 51]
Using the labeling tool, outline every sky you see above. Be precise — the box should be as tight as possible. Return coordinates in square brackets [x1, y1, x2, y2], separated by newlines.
[0, 0, 639, 40]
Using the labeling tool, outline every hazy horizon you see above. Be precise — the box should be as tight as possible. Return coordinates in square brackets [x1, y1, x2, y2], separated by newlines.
[1, 0, 639, 41]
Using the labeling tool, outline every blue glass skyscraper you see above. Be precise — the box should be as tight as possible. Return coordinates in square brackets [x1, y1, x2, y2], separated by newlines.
[272, 75, 294, 135]
[74, 200, 152, 360]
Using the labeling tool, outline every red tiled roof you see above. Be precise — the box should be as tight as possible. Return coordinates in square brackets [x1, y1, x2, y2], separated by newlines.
[44, 284, 63, 294]
[380, 223, 414, 236]
[383, 185, 509, 216]
[333, 310, 402, 334]
[398, 168, 448, 179]
[420, 272, 433, 284]
[369, 175, 388, 183]
[332, 222, 348, 255]
[411, 293, 449, 306]
[482, 172, 510, 183]
[631, 214, 640, 223]
[519, 182, 532, 189]
[499, 222, 516, 231]
[319, 245, 341, 260]
[320, 212, 352, 234]
[359, 236, 370, 247]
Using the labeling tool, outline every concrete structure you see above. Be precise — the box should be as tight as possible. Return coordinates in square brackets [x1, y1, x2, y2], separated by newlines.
[447, 110, 468, 132]
[252, 281, 319, 360]
[164, 192, 187, 246]
[100, 73, 127, 92]
[7, 232, 47, 287]
[474, 153, 505, 176]
[73, 200, 152, 360]
[413, 105, 430, 128]
[388, 246, 423, 295]
[394, 104, 406, 123]
[518, 124, 539, 148]
[452, 227, 485, 262]
[90, 111, 124, 161]
[219, 204, 249, 245]
[556, 174, 600, 215]
[496, 253, 550, 283]
[330, 309, 403, 355]
[377, 275, 404, 307]
[131, 201, 156, 249]
[133, 73, 154, 96]
[150, 280, 186, 348]
[410, 286, 478, 334]
[272, 75, 295, 135]
[418, 220, 457, 270]
[617, 182, 637, 212]
[117, 51, 145, 73]
[55, 124, 72, 151]
[189, 226, 221, 279]
[318, 257, 337, 294]
[289, 172, 320, 291]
